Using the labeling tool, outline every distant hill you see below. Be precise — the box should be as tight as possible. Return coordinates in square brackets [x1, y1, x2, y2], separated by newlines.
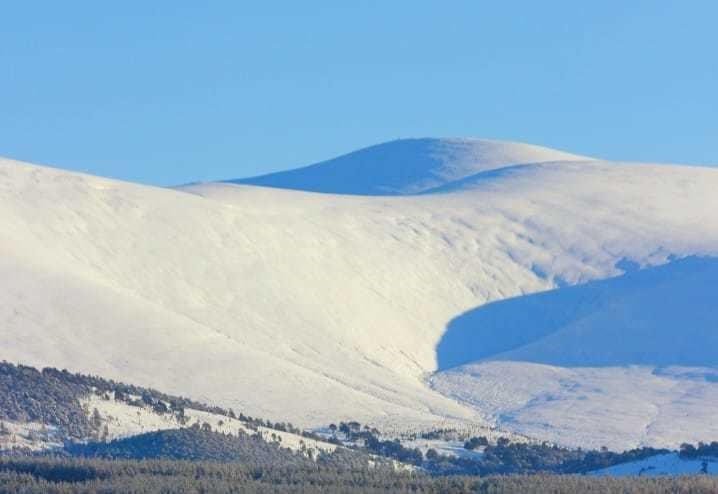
[0, 361, 336, 462]
[65, 427, 312, 464]
[219, 137, 591, 195]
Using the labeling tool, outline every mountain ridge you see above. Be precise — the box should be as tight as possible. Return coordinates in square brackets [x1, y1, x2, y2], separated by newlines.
[1, 139, 717, 449]
[221, 137, 593, 196]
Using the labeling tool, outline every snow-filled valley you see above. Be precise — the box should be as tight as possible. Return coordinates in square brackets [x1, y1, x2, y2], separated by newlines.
[1, 138, 717, 451]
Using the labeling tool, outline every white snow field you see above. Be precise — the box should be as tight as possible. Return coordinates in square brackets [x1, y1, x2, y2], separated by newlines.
[226, 137, 591, 195]
[1, 138, 717, 450]
[591, 453, 718, 476]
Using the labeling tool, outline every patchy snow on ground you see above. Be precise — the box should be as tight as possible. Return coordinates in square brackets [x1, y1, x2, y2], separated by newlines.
[0, 420, 63, 452]
[398, 438, 484, 460]
[83, 394, 336, 455]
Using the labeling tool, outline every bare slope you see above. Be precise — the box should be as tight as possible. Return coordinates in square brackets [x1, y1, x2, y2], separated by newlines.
[1, 140, 718, 449]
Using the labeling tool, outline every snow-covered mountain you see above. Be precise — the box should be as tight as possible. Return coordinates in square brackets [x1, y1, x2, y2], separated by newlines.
[225, 138, 591, 195]
[1, 138, 717, 450]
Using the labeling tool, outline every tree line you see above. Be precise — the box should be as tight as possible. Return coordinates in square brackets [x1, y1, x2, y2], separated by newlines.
[2, 456, 718, 494]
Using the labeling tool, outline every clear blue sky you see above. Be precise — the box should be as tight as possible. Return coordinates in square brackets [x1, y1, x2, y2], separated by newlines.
[2, 1, 716, 185]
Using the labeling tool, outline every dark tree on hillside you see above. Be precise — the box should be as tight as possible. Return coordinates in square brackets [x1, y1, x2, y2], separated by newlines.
[464, 436, 489, 450]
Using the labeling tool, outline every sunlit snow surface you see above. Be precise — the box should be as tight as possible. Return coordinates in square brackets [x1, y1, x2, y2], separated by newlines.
[430, 363, 718, 451]
[591, 453, 718, 476]
[226, 137, 591, 195]
[1, 138, 717, 450]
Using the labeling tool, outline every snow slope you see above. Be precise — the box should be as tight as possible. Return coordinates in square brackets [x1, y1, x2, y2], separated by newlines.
[591, 453, 718, 476]
[225, 137, 591, 195]
[82, 394, 337, 456]
[0, 393, 337, 456]
[436, 256, 718, 370]
[430, 362, 718, 451]
[1, 138, 717, 450]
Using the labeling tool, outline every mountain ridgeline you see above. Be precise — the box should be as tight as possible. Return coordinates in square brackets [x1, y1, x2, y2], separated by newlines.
[222, 137, 591, 195]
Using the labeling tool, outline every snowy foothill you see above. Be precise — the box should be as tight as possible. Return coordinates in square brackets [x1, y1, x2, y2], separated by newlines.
[1, 138, 717, 450]
[591, 453, 718, 477]
[81, 394, 337, 456]
[0, 420, 63, 452]
[0, 391, 337, 457]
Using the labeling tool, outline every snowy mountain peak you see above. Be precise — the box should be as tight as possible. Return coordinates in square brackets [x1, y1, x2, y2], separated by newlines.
[225, 138, 593, 195]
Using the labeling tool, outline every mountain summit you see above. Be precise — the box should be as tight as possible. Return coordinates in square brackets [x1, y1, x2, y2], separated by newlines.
[227, 138, 592, 195]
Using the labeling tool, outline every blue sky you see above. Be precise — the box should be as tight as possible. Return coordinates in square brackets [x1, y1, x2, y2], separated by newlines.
[2, 1, 716, 185]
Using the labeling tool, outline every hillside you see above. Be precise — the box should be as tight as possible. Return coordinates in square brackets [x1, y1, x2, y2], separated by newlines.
[223, 137, 591, 195]
[1, 138, 717, 449]
[0, 362, 337, 458]
[7, 361, 681, 477]
[65, 428, 316, 464]
[591, 453, 718, 477]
